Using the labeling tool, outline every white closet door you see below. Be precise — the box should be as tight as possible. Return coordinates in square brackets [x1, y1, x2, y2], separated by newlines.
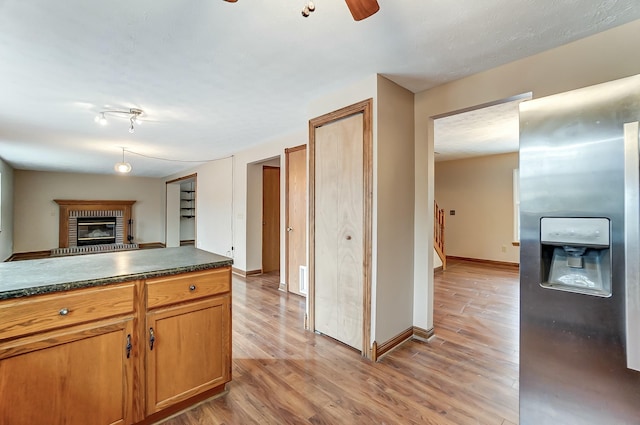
[314, 113, 363, 350]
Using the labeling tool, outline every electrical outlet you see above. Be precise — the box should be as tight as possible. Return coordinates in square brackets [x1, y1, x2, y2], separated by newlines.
[501, 245, 507, 253]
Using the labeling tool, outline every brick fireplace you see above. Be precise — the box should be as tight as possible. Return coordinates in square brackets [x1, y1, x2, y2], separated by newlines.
[53, 200, 137, 255]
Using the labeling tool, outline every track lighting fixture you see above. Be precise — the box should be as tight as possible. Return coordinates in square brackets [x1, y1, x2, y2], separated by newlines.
[302, 1, 315, 17]
[96, 108, 144, 133]
[114, 147, 132, 173]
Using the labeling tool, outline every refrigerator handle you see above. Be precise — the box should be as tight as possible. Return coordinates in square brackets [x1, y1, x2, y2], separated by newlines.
[623, 121, 640, 372]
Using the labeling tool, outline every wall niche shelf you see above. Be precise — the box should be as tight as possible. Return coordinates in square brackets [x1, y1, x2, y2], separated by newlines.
[180, 184, 195, 219]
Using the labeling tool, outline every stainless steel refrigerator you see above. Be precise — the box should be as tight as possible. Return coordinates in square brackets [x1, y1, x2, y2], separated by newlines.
[519, 74, 640, 424]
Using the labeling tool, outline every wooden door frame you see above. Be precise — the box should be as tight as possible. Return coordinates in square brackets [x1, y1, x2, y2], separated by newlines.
[284, 144, 307, 293]
[308, 98, 373, 359]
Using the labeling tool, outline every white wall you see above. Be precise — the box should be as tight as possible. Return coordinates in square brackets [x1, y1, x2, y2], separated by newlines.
[13, 170, 165, 252]
[166, 182, 181, 247]
[435, 153, 519, 264]
[433, 249, 442, 269]
[0, 158, 14, 260]
[375, 75, 415, 343]
[165, 137, 303, 281]
[194, 157, 233, 258]
[414, 19, 640, 332]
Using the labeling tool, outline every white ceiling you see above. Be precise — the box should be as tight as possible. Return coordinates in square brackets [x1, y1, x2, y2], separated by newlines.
[1, 1, 638, 177]
[434, 97, 529, 162]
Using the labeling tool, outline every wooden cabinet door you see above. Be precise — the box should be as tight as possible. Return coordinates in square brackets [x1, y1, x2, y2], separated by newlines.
[145, 295, 231, 414]
[0, 318, 134, 425]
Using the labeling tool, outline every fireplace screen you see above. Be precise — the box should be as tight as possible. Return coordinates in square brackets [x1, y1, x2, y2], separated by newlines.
[77, 217, 116, 246]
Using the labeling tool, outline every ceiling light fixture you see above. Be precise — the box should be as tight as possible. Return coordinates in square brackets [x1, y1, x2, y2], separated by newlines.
[114, 147, 132, 174]
[223, 0, 378, 21]
[302, 1, 315, 17]
[96, 108, 144, 133]
[95, 112, 107, 126]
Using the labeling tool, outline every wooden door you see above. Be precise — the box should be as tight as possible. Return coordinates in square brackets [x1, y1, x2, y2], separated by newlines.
[262, 166, 281, 273]
[146, 296, 231, 414]
[0, 319, 134, 425]
[314, 113, 365, 350]
[286, 145, 307, 296]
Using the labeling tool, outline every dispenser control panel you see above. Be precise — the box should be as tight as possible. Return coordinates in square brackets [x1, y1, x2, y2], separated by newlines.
[541, 217, 610, 247]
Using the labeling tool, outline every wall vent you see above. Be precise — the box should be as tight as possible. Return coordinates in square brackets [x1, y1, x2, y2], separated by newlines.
[299, 265, 308, 295]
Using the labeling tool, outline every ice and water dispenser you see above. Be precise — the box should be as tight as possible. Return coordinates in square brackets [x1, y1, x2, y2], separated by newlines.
[540, 217, 612, 297]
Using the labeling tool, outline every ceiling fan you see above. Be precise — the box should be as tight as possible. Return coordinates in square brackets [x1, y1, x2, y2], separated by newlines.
[222, 0, 380, 21]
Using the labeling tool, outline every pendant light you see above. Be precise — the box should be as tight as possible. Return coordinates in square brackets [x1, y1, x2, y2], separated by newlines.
[114, 148, 132, 173]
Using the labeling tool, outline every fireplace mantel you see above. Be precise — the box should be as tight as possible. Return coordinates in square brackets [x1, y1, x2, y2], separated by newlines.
[54, 200, 136, 248]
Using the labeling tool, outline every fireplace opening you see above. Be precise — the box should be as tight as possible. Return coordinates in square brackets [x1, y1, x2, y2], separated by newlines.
[77, 217, 116, 246]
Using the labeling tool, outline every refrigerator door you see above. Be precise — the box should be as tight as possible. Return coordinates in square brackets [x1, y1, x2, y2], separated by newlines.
[519, 74, 640, 425]
[624, 121, 640, 372]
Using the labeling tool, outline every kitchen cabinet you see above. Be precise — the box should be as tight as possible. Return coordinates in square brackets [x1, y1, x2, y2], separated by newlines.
[145, 268, 231, 414]
[0, 253, 232, 425]
[0, 283, 136, 425]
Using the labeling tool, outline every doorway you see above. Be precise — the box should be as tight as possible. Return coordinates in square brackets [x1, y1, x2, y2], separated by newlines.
[432, 95, 529, 268]
[179, 179, 196, 246]
[165, 173, 197, 248]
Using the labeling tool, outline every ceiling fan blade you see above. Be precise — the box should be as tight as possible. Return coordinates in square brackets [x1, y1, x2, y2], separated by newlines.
[344, 0, 380, 21]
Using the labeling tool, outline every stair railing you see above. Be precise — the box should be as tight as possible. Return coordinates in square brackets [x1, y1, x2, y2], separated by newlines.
[434, 200, 446, 270]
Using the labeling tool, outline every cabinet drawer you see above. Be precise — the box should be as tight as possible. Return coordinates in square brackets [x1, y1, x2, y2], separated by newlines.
[0, 283, 135, 341]
[146, 267, 230, 309]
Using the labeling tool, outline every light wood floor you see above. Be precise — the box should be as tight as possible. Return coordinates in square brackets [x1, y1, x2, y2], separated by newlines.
[162, 259, 520, 425]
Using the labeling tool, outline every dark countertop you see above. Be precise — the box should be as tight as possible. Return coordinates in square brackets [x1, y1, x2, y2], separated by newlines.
[0, 246, 233, 300]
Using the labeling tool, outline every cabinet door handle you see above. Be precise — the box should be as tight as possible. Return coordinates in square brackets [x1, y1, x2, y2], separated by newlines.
[189, 284, 196, 291]
[59, 308, 69, 316]
[149, 327, 155, 351]
[126, 334, 132, 359]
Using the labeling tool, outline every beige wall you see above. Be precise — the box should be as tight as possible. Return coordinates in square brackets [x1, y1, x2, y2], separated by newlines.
[435, 153, 519, 264]
[246, 156, 281, 272]
[374, 75, 415, 343]
[166, 134, 303, 283]
[414, 19, 640, 331]
[0, 158, 14, 260]
[233, 135, 303, 279]
[308, 75, 380, 344]
[13, 171, 165, 252]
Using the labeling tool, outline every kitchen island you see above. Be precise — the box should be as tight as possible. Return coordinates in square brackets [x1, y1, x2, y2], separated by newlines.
[0, 246, 233, 425]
